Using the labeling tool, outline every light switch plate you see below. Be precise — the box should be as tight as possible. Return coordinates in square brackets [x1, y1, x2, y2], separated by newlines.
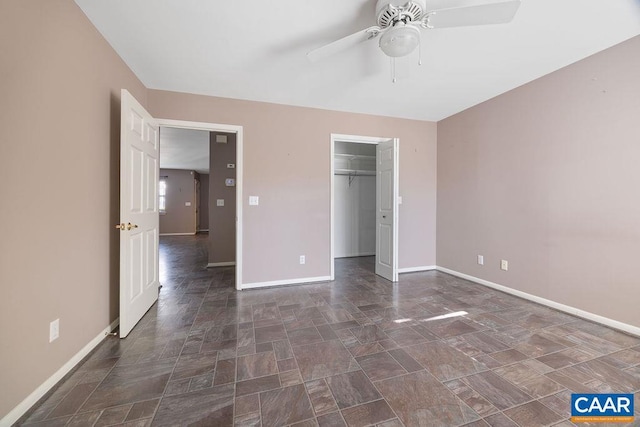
[185, 201, 191, 207]
[227, 163, 235, 169]
[217, 199, 224, 207]
[249, 196, 259, 206]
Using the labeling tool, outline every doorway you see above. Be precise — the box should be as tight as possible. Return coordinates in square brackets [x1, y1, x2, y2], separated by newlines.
[157, 119, 244, 290]
[330, 134, 399, 282]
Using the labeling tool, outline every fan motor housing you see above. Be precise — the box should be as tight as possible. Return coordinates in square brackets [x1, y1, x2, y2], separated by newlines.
[376, 0, 426, 28]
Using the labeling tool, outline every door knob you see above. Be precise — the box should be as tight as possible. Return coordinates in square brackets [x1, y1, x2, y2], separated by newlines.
[115, 223, 125, 230]
[126, 222, 139, 230]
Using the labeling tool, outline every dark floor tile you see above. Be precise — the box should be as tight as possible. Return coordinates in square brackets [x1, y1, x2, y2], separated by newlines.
[385, 327, 428, 347]
[171, 352, 217, 380]
[306, 379, 339, 416]
[444, 379, 498, 417]
[326, 371, 381, 409]
[273, 339, 294, 360]
[278, 357, 298, 372]
[260, 384, 314, 427]
[446, 332, 510, 357]
[22, 416, 73, 426]
[237, 351, 278, 381]
[538, 390, 573, 418]
[490, 349, 528, 365]
[425, 319, 479, 339]
[255, 324, 287, 343]
[126, 399, 159, 421]
[47, 381, 99, 418]
[81, 359, 175, 411]
[376, 370, 478, 426]
[280, 369, 304, 387]
[317, 324, 339, 341]
[341, 400, 396, 427]
[356, 351, 406, 381]
[346, 343, 383, 358]
[462, 371, 532, 411]
[503, 401, 563, 427]
[482, 413, 519, 427]
[330, 321, 360, 331]
[214, 358, 236, 385]
[189, 373, 214, 392]
[317, 411, 346, 427]
[349, 325, 389, 344]
[152, 383, 234, 426]
[234, 411, 261, 427]
[387, 348, 423, 373]
[545, 371, 596, 393]
[289, 327, 324, 346]
[293, 340, 359, 381]
[514, 333, 568, 358]
[67, 411, 101, 426]
[236, 374, 281, 397]
[405, 341, 487, 381]
[495, 362, 565, 398]
[235, 394, 260, 416]
[569, 359, 640, 392]
[95, 405, 132, 426]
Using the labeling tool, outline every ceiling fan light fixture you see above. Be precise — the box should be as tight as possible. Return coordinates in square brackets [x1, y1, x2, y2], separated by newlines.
[379, 24, 420, 58]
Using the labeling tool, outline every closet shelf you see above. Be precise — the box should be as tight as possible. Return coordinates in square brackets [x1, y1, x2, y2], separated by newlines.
[335, 169, 376, 176]
[334, 153, 375, 160]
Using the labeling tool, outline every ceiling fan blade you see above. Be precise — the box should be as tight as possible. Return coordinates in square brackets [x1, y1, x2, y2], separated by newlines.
[307, 26, 383, 62]
[427, 0, 521, 29]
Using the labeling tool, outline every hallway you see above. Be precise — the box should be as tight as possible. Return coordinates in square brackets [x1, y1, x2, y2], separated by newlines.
[20, 236, 640, 426]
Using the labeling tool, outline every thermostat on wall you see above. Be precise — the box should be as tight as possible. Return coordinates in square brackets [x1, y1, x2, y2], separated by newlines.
[225, 178, 235, 187]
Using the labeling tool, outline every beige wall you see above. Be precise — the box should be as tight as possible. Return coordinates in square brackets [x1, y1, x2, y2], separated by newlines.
[209, 133, 237, 264]
[199, 173, 210, 231]
[437, 35, 640, 328]
[148, 90, 438, 284]
[0, 0, 147, 419]
[159, 169, 196, 234]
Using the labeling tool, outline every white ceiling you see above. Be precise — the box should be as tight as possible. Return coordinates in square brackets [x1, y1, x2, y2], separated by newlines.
[75, 0, 640, 121]
[160, 127, 209, 174]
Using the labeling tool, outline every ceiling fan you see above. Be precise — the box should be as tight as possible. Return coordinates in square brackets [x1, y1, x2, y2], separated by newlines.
[307, 0, 522, 70]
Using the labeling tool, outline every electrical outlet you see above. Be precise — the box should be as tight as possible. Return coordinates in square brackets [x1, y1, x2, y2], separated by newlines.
[501, 260, 509, 271]
[477, 255, 484, 265]
[50, 319, 59, 342]
[299, 255, 306, 265]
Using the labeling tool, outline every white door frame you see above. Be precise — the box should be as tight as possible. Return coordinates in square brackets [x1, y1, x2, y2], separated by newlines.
[157, 119, 244, 290]
[330, 133, 399, 281]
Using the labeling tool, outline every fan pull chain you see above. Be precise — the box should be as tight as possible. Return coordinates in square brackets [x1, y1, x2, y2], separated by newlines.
[391, 57, 397, 83]
[418, 33, 422, 66]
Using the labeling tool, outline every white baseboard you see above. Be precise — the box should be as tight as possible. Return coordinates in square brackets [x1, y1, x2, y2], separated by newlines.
[1, 318, 120, 427]
[207, 262, 236, 268]
[241, 276, 331, 290]
[197, 229, 209, 232]
[399, 265, 437, 274]
[159, 232, 196, 236]
[436, 266, 640, 337]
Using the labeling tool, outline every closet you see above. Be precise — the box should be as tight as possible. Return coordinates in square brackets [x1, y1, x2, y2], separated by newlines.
[334, 141, 376, 258]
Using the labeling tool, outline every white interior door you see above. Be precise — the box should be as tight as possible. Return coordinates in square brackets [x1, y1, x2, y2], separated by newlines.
[119, 89, 160, 338]
[375, 138, 399, 282]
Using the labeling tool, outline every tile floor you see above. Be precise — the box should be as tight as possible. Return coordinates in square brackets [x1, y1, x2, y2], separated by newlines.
[19, 234, 640, 426]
